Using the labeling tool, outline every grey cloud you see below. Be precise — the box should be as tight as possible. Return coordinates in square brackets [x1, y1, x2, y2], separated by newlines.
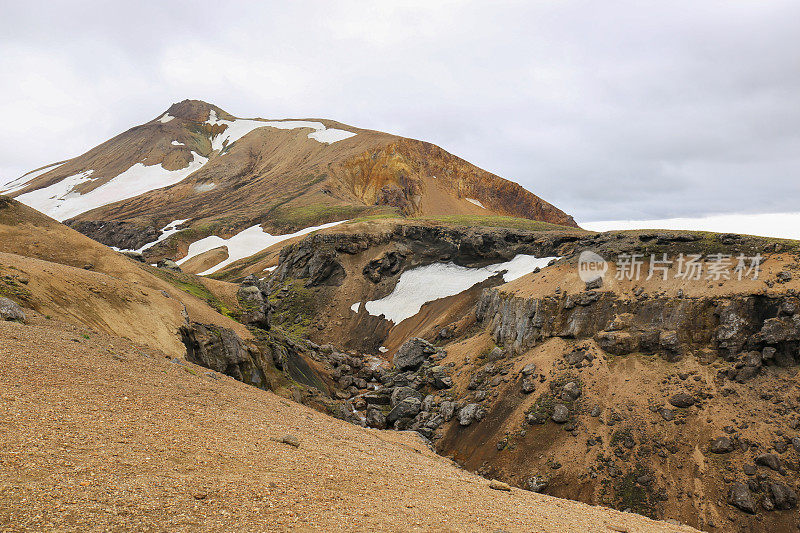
[1, 0, 798, 222]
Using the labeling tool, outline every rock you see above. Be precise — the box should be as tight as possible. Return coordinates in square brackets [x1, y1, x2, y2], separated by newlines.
[179, 322, 254, 382]
[710, 436, 735, 454]
[276, 434, 300, 448]
[585, 276, 603, 290]
[659, 408, 675, 421]
[766, 482, 797, 510]
[386, 397, 421, 424]
[525, 475, 549, 493]
[668, 393, 695, 408]
[521, 377, 536, 394]
[595, 330, 639, 355]
[156, 259, 182, 272]
[520, 363, 537, 376]
[776, 271, 793, 283]
[551, 404, 570, 423]
[488, 479, 511, 491]
[458, 404, 485, 426]
[365, 407, 387, 429]
[564, 349, 588, 365]
[488, 347, 506, 361]
[561, 382, 581, 401]
[439, 401, 455, 421]
[0, 297, 24, 322]
[755, 453, 784, 473]
[743, 464, 757, 476]
[727, 482, 757, 514]
[390, 386, 424, 407]
[119, 250, 145, 262]
[393, 338, 437, 370]
[792, 437, 800, 453]
[426, 366, 453, 389]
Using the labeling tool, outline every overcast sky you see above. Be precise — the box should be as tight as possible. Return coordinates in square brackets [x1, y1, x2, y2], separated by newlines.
[1, 1, 798, 222]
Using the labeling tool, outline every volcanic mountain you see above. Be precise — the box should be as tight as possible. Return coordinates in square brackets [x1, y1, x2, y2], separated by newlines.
[3, 99, 576, 272]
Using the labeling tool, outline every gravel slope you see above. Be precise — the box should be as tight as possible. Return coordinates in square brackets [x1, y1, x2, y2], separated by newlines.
[0, 317, 695, 532]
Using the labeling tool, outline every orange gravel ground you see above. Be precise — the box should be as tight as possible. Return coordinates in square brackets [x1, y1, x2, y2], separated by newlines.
[0, 317, 696, 532]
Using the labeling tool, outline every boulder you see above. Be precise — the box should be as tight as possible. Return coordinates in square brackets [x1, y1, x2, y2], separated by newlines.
[439, 401, 455, 421]
[0, 297, 25, 322]
[727, 482, 757, 514]
[458, 404, 485, 426]
[551, 404, 570, 423]
[365, 407, 387, 429]
[709, 437, 734, 454]
[668, 393, 695, 408]
[755, 453, 784, 473]
[157, 259, 182, 272]
[393, 338, 437, 370]
[525, 476, 549, 493]
[386, 397, 421, 424]
[520, 362, 537, 376]
[766, 482, 797, 510]
[561, 382, 581, 401]
[521, 377, 536, 394]
[390, 386, 424, 407]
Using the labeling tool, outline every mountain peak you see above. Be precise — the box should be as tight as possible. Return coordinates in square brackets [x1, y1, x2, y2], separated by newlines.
[163, 99, 232, 123]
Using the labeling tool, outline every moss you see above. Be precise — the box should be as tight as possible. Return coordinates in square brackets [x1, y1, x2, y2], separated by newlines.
[412, 215, 584, 232]
[267, 279, 318, 336]
[525, 372, 582, 425]
[611, 463, 662, 519]
[150, 268, 236, 319]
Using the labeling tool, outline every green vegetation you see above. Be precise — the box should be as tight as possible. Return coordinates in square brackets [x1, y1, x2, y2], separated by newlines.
[269, 203, 375, 231]
[412, 214, 583, 232]
[524, 372, 582, 425]
[267, 279, 318, 336]
[150, 268, 236, 319]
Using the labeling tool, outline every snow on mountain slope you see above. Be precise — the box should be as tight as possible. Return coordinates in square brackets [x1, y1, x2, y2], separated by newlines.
[352, 255, 557, 323]
[178, 219, 350, 275]
[207, 109, 355, 151]
[15, 153, 208, 222]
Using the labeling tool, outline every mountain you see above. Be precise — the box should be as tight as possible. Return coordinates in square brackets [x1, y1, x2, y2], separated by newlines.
[3, 99, 576, 272]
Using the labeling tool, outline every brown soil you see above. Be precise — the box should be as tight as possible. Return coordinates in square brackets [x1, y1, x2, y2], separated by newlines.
[0, 316, 696, 532]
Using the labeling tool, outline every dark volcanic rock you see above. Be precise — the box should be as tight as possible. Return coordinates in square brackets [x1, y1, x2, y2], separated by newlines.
[727, 482, 757, 514]
[668, 393, 695, 408]
[393, 338, 437, 370]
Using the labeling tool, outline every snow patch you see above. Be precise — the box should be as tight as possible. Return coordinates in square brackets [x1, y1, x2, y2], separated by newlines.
[135, 219, 189, 253]
[16, 153, 208, 221]
[206, 111, 356, 151]
[1, 161, 66, 194]
[179, 220, 350, 275]
[308, 128, 356, 144]
[158, 113, 175, 123]
[582, 213, 800, 241]
[171, 140, 185, 146]
[466, 198, 486, 209]
[353, 255, 558, 324]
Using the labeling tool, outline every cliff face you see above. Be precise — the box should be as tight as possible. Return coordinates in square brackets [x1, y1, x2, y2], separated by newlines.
[476, 287, 800, 371]
[332, 138, 578, 227]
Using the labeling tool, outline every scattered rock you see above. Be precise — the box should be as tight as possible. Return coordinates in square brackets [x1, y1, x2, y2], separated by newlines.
[755, 453, 784, 473]
[561, 382, 581, 401]
[521, 377, 536, 394]
[710, 436, 735, 454]
[0, 297, 24, 322]
[727, 482, 757, 514]
[668, 393, 695, 408]
[520, 363, 537, 376]
[551, 404, 570, 423]
[766, 482, 797, 510]
[276, 434, 300, 448]
[524, 476, 549, 493]
[659, 408, 674, 421]
[489, 479, 511, 492]
[458, 404, 485, 426]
